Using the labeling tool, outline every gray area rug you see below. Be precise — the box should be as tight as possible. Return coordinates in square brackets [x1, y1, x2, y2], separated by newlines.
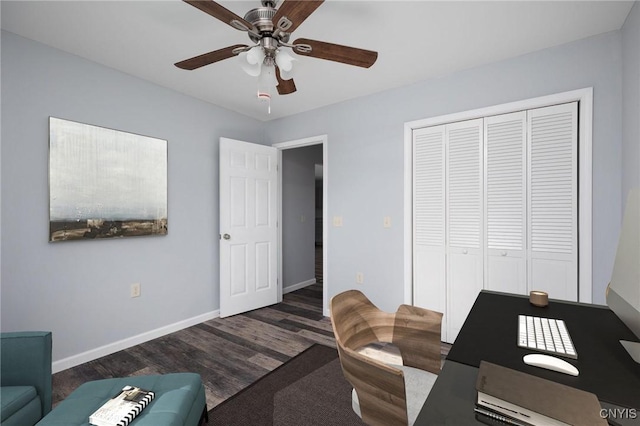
[208, 344, 364, 426]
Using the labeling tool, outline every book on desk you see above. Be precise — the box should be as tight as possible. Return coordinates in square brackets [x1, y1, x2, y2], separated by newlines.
[89, 385, 155, 426]
[475, 361, 606, 426]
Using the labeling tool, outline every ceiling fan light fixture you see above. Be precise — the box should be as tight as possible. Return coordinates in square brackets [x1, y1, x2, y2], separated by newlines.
[275, 49, 296, 73]
[238, 50, 262, 77]
[246, 46, 265, 66]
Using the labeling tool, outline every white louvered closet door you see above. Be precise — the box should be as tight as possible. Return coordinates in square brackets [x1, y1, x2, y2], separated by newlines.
[413, 125, 446, 319]
[527, 102, 578, 301]
[446, 119, 484, 342]
[484, 112, 527, 295]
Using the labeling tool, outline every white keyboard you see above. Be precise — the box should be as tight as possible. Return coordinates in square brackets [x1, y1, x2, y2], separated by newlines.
[518, 315, 578, 359]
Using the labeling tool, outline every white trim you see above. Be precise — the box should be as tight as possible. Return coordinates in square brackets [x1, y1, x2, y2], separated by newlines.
[578, 90, 593, 304]
[283, 278, 317, 294]
[272, 135, 328, 149]
[273, 135, 329, 316]
[52, 310, 220, 373]
[404, 121, 413, 305]
[404, 88, 593, 305]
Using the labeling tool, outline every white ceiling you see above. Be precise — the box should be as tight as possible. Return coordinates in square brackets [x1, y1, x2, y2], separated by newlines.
[1, 1, 634, 121]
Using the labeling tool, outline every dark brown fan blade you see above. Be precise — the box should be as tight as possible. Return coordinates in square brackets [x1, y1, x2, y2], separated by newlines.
[175, 44, 247, 70]
[272, 0, 324, 33]
[184, 0, 254, 31]
[275, 67, 297, 95]
[293, 38, 377, 68]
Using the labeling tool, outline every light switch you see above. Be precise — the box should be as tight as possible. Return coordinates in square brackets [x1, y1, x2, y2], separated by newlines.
[383, 216, 392, 228]
[333, 216, 343, 227]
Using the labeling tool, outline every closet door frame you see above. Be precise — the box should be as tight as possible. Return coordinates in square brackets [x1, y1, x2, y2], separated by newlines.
[404, 87, 593, 304]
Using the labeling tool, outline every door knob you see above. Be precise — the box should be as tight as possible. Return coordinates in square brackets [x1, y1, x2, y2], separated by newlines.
[223, 233, 231, 240]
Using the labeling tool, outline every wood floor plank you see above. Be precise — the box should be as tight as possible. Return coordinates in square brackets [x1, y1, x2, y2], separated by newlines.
[243, 309, 303, 333]
[280, 318, 335, 337]
[246, 352, 284, 370]
[92, 349, 147, 378]
[195, 322, 291, 363]
[283, 291, 324, 308]
[281, 294, 324, 311]
[270, 300, 324, 319]
[247, 306, 335, 332]
[208, 315, 313, 356]
[177, 327, 269, 382]
[182, 325, 260, 362]
[296, 328, 337, 348]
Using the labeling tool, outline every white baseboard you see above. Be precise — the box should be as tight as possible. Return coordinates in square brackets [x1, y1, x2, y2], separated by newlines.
[52, 310, 220, 373]
[283, 278, 316, 294]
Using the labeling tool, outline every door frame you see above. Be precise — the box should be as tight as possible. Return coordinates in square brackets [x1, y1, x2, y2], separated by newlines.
[404, 87, 594, 304]
[272, 135, 329, 316]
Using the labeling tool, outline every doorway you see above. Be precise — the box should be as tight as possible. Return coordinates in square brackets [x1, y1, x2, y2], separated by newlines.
[314, 164, 323, 286]
[274, 135, 329, 316]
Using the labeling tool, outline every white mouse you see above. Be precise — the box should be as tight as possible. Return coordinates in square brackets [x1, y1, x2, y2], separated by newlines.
[523, 353, 579, 376]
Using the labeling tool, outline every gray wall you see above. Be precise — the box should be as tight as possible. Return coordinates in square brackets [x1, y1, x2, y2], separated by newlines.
[282, 145, 323, 291]
[265, 30, 626, 310]
[622, 2, 640, 202]
[0, 31, 264, 363]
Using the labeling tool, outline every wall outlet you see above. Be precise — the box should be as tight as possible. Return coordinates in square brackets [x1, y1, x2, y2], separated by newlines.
[356, 272, 364, 284]
[333, 216, 343, 227]
[383, 216, 392, 228]
[130, 282, 141, 298]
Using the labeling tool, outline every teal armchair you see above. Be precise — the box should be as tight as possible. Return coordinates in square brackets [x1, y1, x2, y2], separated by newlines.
[1, 331, 52, 426]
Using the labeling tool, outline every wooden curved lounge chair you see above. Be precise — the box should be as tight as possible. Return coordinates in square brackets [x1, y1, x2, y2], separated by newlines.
[330, 290, 443, 426]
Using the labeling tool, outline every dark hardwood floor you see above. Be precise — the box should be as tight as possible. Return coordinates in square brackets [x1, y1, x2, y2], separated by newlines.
[52, 283, 333, 410]
[53, 254, 451, 412]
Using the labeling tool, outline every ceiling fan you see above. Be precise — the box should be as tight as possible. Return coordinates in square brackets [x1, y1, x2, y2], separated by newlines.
[175, 0, 378, 105]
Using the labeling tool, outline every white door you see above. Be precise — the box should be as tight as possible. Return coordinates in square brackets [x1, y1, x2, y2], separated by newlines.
[484, 111, 527, 295]
[219, 138, 278, 317]
[527, 102, 578, 301]
[446, 119, 484, 342]
[413, 125, 447, 325]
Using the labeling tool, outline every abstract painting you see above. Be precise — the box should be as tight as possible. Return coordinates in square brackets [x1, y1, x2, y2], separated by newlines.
[49, 117, 167, 242]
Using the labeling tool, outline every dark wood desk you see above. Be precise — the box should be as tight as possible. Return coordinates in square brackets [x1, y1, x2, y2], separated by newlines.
[416, 291, 640, 425]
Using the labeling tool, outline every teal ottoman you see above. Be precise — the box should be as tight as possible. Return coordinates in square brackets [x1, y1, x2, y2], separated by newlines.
[36, 373, 207, 426]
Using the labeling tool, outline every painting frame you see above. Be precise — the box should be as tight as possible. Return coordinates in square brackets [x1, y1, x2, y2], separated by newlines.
[49, 117, 168, 242]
